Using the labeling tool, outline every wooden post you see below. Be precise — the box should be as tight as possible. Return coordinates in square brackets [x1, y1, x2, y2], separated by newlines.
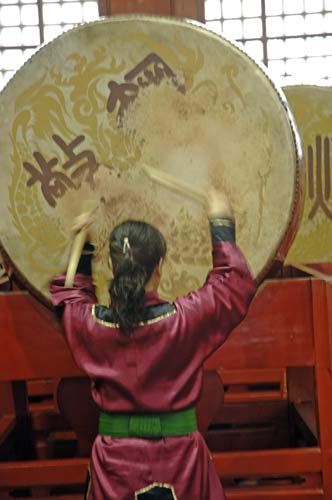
[312, 280, 332, 500]
[98, 0, 205, 21]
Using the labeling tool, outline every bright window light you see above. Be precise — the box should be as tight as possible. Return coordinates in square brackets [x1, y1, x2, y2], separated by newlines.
[62, 3, 83, 24]
[21, 5, 39, 25]
[267, 39, 286, 59]
[22, 26, 40, 46]
[305, 0, 324, 13]
[244, 40, 263, 60]
[43, 4, 62, 24]
[243, 18, 262, 39]
[284, 0, 304, 15]
[265, 0, 283, 16]
[222, 0, 242, 19]
[242, 0, 261, 18]
[284, 15, 305, 36]
[304, 13, 324, 34]
[266, 16, 284, 37]
[206, 20, 222, 35]
[1, 27, 22, 46]
[285, 38, 306, 58]
[205, 0, 221, 20]
[305, 37, 328, 57]
[0, 6, 20, 26]
[223, 19, 243, 39]
[44, 24, 63, 43]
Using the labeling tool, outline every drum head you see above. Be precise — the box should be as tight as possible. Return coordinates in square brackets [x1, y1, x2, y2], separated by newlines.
[284, 85, 332, 266]
[0, 16, 303, 305]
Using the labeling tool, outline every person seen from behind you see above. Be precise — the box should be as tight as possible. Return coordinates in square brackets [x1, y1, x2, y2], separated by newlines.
[50, 187, 257, 500]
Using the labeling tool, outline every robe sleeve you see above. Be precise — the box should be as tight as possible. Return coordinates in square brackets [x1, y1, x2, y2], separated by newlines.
[49, 242, 97, 345]
[174, 218, 257, 362]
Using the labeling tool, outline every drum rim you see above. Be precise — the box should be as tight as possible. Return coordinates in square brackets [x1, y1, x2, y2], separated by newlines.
[0, 14, 304, 306]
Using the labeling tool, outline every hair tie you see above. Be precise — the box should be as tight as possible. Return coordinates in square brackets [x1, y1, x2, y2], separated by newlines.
[123, 236, 131, 255]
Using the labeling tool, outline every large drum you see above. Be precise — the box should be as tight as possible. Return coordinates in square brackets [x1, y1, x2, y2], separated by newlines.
[0, 16, 303, 305]
[284, 85, 332, 268]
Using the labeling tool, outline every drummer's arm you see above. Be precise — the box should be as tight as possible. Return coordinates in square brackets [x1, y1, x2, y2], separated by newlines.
[50, 242, 96, 314]
[174, 192, 256, 361]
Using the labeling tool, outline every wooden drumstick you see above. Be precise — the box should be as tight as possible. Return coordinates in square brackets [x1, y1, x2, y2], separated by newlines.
[141, 164, 208, 206]
[65, 200, 98, 288]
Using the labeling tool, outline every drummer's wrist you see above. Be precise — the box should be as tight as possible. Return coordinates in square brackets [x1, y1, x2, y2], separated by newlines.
[209, 217, 235, 243]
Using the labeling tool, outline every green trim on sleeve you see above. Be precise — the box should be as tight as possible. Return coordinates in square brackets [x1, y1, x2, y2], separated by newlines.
[209, 218, 235, 243]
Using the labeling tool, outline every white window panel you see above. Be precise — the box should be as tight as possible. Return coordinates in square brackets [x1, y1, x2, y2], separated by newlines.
[268, 59, 286, 73]
[82, 2, 99, 22]
[205, 20, 222, 35]
[268, 59, 286, 81]
[325, 0, 332, 9]
[62, 3, 83, 24]
[266, 16, 284, 37]
[325, 56, 332, 74]
[284, 0, 304, 15]
[21, 0, 37, 3]
[3, 70, 15, 85]
[1, 27, 21, 46]
[21, 5, 39, 25]
[2, 48, 23, 69]
[205, 0, 221, 20]
[0, 6, 20, 26]
[22, 26, 40, 45]
[244, 40, 263, 61]
[43, 24, 62, 43]
[265, 0, 283, 16]
[306, 56, 329, 77]
[326, 36, 332, 54]
[242, 0, 261, 17]
[285, 57, 307, 78]
[305, 36, 328, 57]
[267, 39, 285, 59]
[304, 0, 324, 13]
[285, 37, 306, 58]
[222, 0, 242, 19]
[222, 19, 243, 39]
[304, 14, 324, 34]
[23, 47, 35, 61]
[243, 18, 262, 39]
[325, 12, 332, 32]
[284, 15, 305, 36]
[43, 3, 62, 24]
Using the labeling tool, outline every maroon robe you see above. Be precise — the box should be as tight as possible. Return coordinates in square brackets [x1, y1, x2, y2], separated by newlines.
[50, 224, 256, 500]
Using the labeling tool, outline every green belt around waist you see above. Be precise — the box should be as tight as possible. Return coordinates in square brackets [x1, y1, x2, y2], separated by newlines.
[99, 407, 197, 439]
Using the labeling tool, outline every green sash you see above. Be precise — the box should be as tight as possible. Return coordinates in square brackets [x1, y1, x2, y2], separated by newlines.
[99, 407, 197, 438]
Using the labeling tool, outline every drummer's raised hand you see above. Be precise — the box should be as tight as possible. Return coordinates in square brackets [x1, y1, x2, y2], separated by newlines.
[71, 201, 98, 240]
[207, 187, 234, 221]
[71, 211, 94, 238]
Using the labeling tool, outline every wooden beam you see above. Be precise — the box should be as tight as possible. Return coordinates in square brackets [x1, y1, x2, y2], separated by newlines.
[225, 489, 324, 499]
[171, 0, 205, 23]
[212, 448, 322, 477]
[0, 458, 89, 488]
[100, 0, 171, 17]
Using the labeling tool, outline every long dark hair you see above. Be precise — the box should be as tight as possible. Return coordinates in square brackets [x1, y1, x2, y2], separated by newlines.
[109, 220, 167, 335]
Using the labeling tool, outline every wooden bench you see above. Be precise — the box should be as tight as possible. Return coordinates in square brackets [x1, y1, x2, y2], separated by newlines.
[0, 278, 331, 499]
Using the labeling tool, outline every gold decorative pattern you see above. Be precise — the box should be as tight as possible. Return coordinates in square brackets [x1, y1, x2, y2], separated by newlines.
[134, 482, 177, 499]
[91, 304, 177, 328]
